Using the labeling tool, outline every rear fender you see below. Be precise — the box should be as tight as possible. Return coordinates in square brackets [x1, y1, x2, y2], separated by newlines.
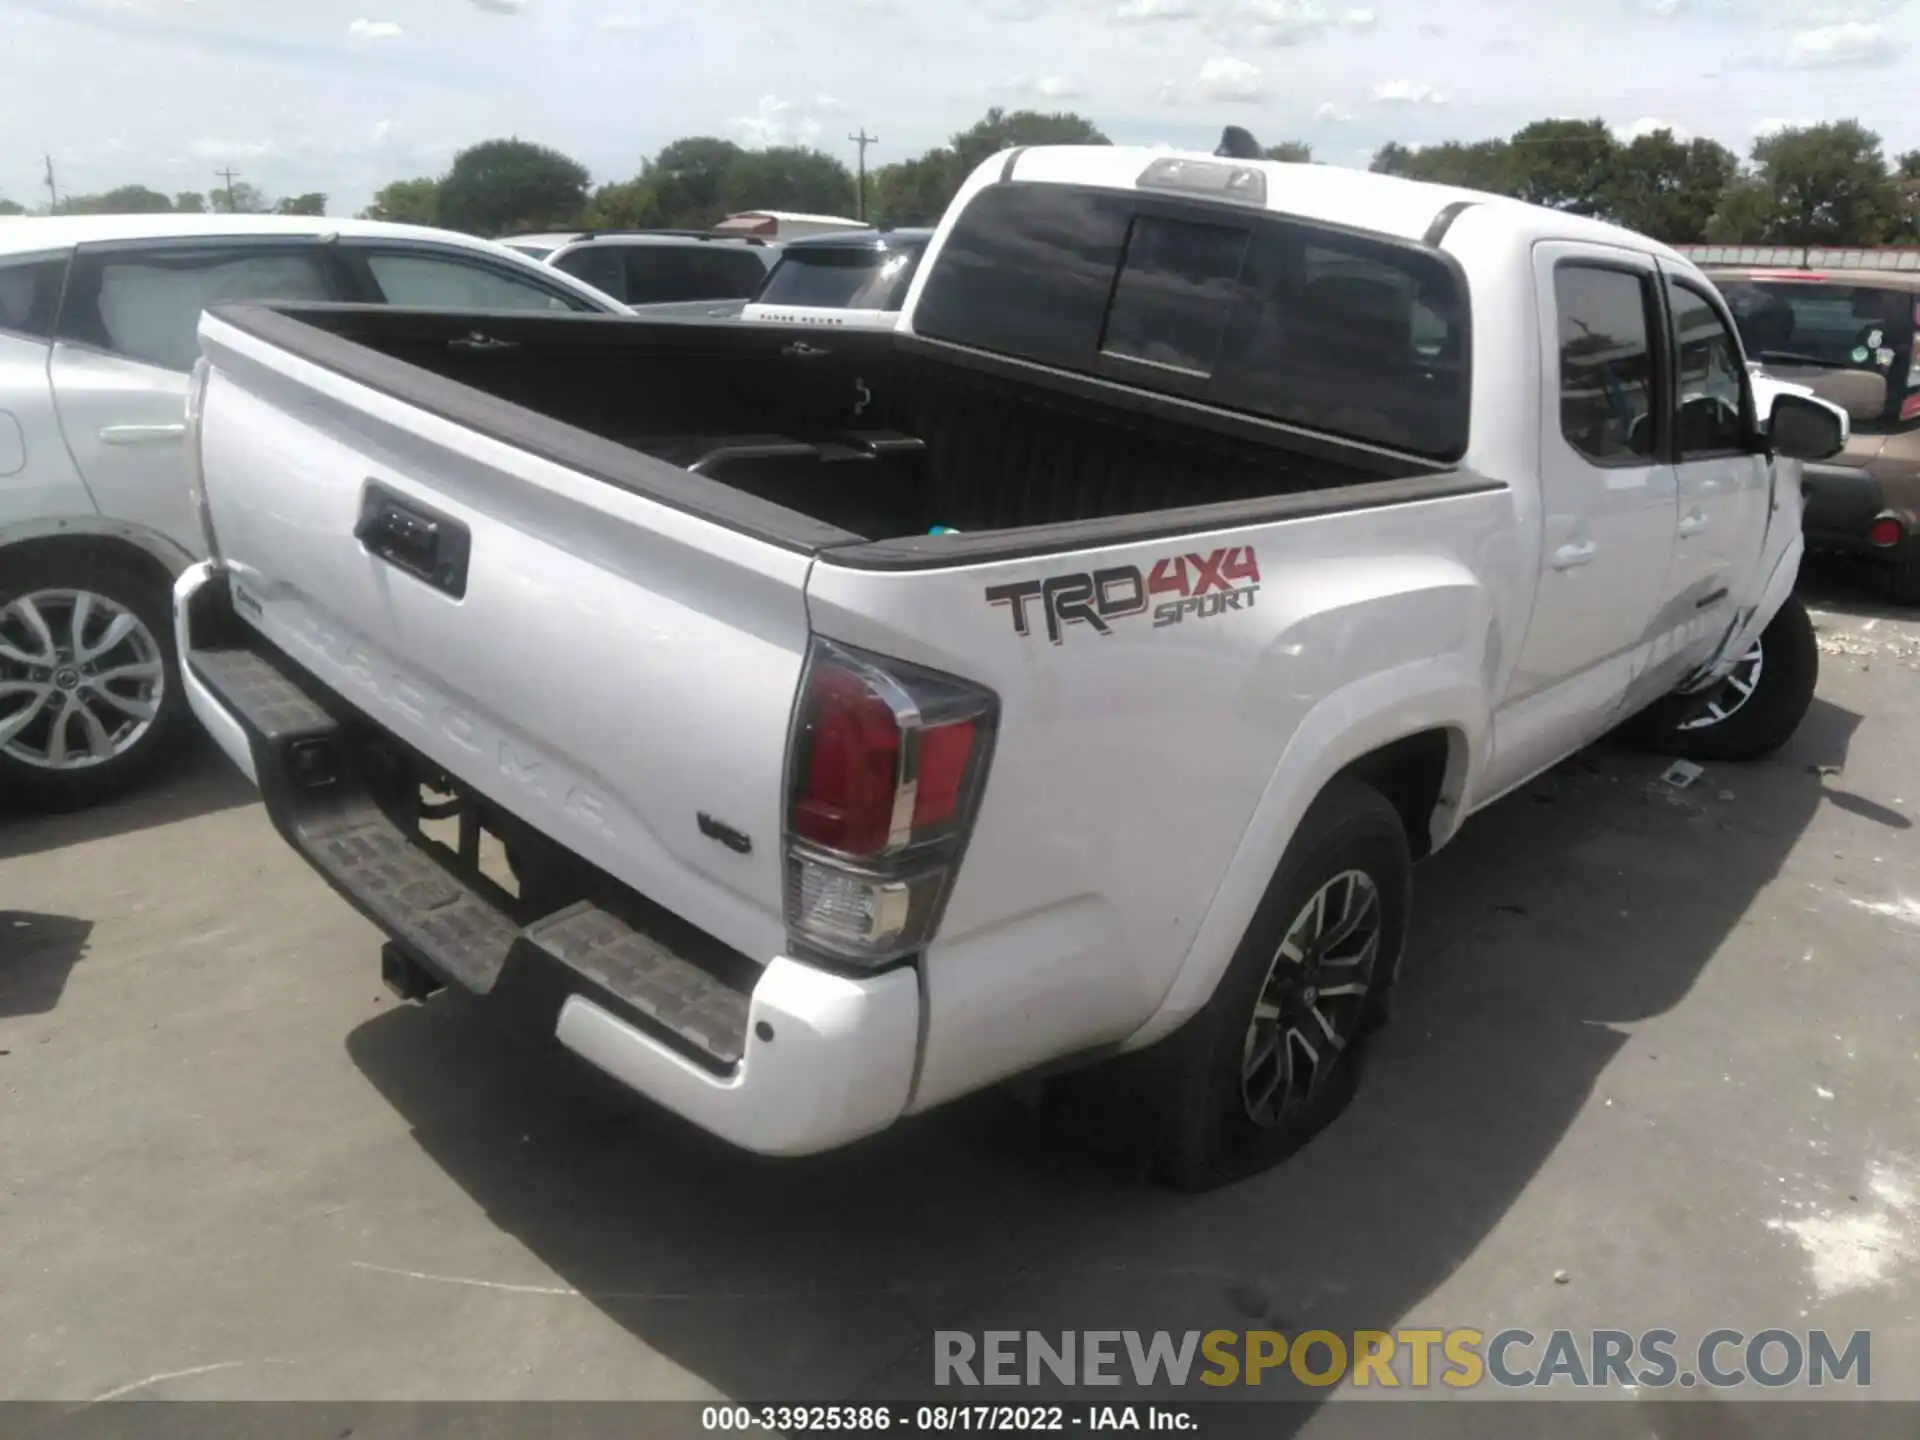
[1121, 651, 1485, 1052]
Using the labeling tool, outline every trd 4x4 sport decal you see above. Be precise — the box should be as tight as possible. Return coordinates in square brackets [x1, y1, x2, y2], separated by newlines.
[985, 546, 1262, 644]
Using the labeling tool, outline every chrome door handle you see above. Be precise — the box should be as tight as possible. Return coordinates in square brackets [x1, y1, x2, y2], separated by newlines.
[99, 423, 187, 445]
[1678, 511, 1709, 537]
[1551, 539, 1599, 570]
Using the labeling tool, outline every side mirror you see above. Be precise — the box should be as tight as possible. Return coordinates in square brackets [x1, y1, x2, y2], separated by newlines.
[1769, 392, 1850, 462]
[1812, 369, 1889, 425]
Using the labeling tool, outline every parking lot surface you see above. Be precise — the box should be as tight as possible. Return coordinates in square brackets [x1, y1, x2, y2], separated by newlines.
[4, 577, 1919, 1427]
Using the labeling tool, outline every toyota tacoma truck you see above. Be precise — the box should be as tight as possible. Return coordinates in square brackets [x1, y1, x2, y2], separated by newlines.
[171, 137, 1848, 1188]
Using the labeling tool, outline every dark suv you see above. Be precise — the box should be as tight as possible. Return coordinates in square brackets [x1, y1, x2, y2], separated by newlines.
[1706, 263, 1920, 597]
[545, 231, 779, 309]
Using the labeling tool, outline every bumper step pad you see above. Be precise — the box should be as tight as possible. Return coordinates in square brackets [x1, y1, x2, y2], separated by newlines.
[191, 633, 754, 1074]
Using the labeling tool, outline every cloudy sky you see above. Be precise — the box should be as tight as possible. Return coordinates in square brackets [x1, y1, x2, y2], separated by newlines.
[1, 0, 1916, 216]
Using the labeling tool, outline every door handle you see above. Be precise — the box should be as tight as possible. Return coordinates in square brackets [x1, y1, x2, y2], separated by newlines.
[1551, 539, 1599, 571]
[1678, 510, 1709, 537]
[99, 423, 187, 445]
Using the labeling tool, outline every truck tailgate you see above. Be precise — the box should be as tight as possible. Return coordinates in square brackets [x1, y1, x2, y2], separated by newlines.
[193, 311, 812, 966]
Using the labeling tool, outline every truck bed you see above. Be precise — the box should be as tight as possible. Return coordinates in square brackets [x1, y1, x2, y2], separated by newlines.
[217, 303, 1448, 550]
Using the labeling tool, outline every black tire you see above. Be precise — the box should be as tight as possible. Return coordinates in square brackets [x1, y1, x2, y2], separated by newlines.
[1131, 779, 1411, 1192]
[1886, 557, 1920, 605]
[0, 548, 186, 812]
[1622, 595, 1818, 763]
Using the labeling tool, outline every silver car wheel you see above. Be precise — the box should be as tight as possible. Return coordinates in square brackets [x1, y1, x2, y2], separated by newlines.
[1677, 639, 1764, 732]
[0, 589, 165, 771]
[1241, 868, 1381, 1128]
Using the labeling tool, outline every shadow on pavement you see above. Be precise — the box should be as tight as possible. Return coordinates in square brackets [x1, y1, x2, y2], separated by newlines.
[0, 911, 94, 1019]
[343, 700, 1859, 1422]
[0, 734, 257, 864]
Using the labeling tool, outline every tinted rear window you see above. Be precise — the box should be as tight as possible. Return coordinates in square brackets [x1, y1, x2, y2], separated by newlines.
[551, 244, 771, 305]
[914, 182, 1470, 460]
[756, 243, 925, 310]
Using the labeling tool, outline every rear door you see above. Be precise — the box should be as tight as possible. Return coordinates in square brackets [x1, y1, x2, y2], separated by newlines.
[49, 238, 343, 553]
[335, 241, 603, 313]
[1648, 267, 1771, 690]
[1490, 245, 1679, 795]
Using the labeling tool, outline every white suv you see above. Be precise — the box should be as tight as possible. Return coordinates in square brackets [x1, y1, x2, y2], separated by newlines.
[0, 214, 624, 810]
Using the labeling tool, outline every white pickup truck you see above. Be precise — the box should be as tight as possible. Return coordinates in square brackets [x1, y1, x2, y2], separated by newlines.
[172, 139, 1848, 1189]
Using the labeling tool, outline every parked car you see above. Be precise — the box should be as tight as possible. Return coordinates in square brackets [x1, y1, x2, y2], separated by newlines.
[1704, 263, 1920, 598]
[0, 214, 627, 808]
[173, 136, 1845, 1188]
[741, 228, 932, 329]
[544, 231, 778, 308]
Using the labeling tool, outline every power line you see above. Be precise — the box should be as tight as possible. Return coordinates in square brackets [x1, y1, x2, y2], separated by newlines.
[43, 154, 58, 214]
[215, 166, 241, 212]
[849, 128, 878, 222]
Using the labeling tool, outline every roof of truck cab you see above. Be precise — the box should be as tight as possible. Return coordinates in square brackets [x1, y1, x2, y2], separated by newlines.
[1003, 146, 1692, 263]
[0, 212, 536, 255]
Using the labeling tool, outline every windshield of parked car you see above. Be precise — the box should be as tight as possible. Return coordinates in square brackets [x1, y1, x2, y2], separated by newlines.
[755, 243, 925, 310]
[1719, 281, 1915, 375]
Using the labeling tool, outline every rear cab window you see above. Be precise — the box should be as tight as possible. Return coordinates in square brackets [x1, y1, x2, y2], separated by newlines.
[911, 181, 1471, 461]
[755, 242, 925, 311]
[1718, 278, 1919, 430]
[0, 255, 69, 339]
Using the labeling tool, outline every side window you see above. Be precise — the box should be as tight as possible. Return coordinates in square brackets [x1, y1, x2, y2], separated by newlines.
[623, 248, 771, 304]
[362, 250, 590, 312]
[1554, 264, 1658, 465]
[0, 257, 68, 338]
[57, 245, 336, 373]
[1101, 214, 1250, 376]
[551, 246, 627, 300]
[1666, 281, 1751, 457]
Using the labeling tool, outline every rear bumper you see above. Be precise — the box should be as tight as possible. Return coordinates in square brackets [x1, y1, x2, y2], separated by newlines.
[1801, 463, 1916, 557]
[172, 561, 920, 1157]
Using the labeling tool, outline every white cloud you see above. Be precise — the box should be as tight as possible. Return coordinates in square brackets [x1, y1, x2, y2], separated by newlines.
[370, 119, 394, 145]
[1316, 101, 1352, 122]
[347, 18, 402, 39]
[1340, 7, 1376, 29]
[598, 13, 649, 29]
[729, 93, 841, 147]
[190, 137, 273, 160]
[1751, 116, 1815, 138]
[814, 93, 848, 111]
[1786, 21, 1898, 69]
[1370, 78, 1447, 105]
[1018, 74, 1087, 98]
[1116, 0, 1202, 20]
[1195, 56, 1265, 100]
[468, 0, 529, 12]
[1638, 0, 1683, 17]
[985, 0, 1049, 16]
[1619, 116, 1691, 141]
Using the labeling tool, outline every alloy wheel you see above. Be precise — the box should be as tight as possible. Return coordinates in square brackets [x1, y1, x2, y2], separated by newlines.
[0, 589, 165, 770]
[1241, 868, 1382, 1128]
[1676, 638, 1764, 732]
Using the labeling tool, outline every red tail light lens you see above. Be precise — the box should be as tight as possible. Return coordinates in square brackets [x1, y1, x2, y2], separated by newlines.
[785, 641, 997, 965]
[793, 666, 901, 856]
[1869, 515, 1905, 548]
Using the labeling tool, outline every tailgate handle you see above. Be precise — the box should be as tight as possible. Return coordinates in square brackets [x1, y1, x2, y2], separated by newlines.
[355, 483, 471, 599]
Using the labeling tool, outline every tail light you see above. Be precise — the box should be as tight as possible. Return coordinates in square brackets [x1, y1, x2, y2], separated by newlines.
[1869, 514, 1905, 548]
[784, 639, 997, 967]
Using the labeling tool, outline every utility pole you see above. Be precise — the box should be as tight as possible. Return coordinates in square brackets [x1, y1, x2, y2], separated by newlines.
[215, 167, 241, 213]
[43, 154, 58, 214]
[848, 129, 878, 222]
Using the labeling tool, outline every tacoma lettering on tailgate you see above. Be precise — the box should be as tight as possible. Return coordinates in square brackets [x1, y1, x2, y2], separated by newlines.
[985, 546, 1261, 644]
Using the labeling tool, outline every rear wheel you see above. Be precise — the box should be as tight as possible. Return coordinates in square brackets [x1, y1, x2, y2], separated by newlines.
[1138, 780, 1410, 1192]
[1623, 595, 1818, 763]
[0, 551, 184, 811]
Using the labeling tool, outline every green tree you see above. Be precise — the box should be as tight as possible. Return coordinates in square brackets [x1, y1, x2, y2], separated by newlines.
[1265, 141, 1313, 163]
[1374, 138, 1514, 194]
[0, 197, 25, 216]
[949, 107, 1108, 177]
[65, 184, 173, 214]
[647, 136, 745, 228]
[361, 177, 440, 225]
[1603, 130, 1738, 242]
[719, 146, 856, 219]
[436, 138, 591, 236]
[173, 191, 208, 213]
[871, 149, 961, 226]
[274, 193, 327, 216]
[1707, 121, 1903, 245]
[585, 174, 662, 229]
[1506, 118, 1614, 215]
[210, 181, 269, 214]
